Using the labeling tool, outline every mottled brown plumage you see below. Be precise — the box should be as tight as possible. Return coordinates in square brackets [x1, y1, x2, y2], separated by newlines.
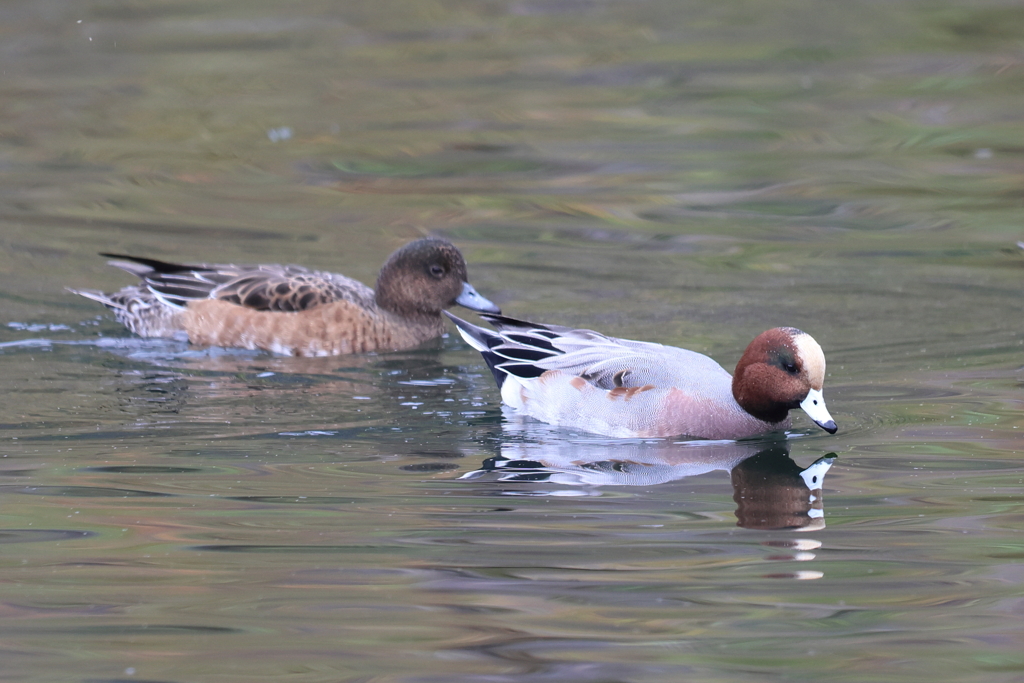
[70, 238, 499, 356]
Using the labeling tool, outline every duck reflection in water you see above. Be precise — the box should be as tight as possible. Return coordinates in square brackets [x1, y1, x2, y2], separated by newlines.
[462, 433, 835, 531]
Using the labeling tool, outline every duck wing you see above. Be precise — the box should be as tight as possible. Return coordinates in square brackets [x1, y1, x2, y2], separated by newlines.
[450, 312, 724, 391]
[101, 254, 375, 312]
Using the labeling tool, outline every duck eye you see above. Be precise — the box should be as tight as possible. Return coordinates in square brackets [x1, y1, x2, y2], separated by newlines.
[428, 265, 445, 278]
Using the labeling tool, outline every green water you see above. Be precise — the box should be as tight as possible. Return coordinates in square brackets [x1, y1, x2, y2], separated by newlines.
[1, 1, 1023, 681]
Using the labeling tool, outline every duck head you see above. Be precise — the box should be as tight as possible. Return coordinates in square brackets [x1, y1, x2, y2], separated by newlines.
[375, 238, 499, 317]
[732, 327, 837, 434]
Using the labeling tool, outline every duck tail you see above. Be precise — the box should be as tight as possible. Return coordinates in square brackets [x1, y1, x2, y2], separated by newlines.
[476, 312, 555, 333]
[99, 253, 200, 276]
[66, 287, 124, 311]
[444, 311, 509, 389]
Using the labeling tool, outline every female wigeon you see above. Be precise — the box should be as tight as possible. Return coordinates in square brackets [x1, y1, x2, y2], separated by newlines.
[446, 312, 837, 440]
[71, 238, 500, 356]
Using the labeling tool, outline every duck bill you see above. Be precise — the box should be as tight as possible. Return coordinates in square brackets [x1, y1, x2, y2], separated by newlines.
[455, 282, 501, 314]
[800, 388, 837, 434]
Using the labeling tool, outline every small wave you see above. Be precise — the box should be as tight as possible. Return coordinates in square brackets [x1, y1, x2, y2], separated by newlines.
[398, 378, 456, 386]
[278, 430, 338, 437]
[7, 322, 73, 332]
[0, 334, 274, 366]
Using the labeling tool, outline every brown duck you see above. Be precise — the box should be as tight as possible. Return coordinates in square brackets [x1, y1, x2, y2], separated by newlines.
[71, 238, 499, 356]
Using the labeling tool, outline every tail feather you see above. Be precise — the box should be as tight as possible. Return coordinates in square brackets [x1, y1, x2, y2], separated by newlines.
[66, 287, 124, 310]
[99, 253, 200, 275]
[444, 311, 492, 353]
[478, 312, 557, 333]
[71, 254, 206, 339]
[99, 253, 224, 305]
[444, 311, 512, 389]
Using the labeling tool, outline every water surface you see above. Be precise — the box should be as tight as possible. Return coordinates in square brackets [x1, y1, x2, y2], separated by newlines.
[1, 1, 1023, 681]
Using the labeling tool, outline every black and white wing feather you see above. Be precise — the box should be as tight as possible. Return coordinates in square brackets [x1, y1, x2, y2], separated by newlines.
[445, 312, 677, 391]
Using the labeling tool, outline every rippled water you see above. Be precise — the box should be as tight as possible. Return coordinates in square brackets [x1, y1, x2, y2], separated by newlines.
[2, 1, 1024, 681]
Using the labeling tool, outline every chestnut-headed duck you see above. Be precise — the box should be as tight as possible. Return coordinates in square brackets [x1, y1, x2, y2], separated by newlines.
[446, 312, 837, 440]
[71, 238, 500, 356]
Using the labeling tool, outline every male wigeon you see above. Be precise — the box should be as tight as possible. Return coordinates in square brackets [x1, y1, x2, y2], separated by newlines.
[71, 238, 500, 356]
[446, 312, 838, 440]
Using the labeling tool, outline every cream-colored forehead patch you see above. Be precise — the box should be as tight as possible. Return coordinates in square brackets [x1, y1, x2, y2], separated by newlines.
[793, 333, 826, 390]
